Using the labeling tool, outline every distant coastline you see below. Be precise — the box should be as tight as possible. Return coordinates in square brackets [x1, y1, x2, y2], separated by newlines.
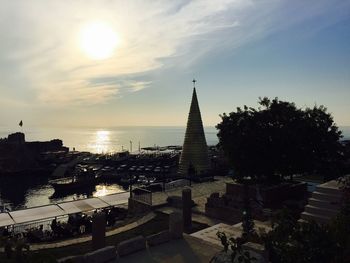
[0, 126, 219, 154]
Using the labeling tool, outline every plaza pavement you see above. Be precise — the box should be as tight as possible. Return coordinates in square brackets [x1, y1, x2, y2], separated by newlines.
[152, 176, 233, 210]
[118, 234, 222, 263]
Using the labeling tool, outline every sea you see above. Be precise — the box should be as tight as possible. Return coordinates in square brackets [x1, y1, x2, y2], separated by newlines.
[0, 125, 349, 210]
[0, 126, 219, 153]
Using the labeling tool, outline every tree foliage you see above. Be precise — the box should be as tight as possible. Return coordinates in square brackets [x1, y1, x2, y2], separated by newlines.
[262, 203, 350, 263]
[216, 97, 344, 183]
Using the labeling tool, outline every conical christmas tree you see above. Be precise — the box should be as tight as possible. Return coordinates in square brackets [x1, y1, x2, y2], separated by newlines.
[178, 82, 210, 175]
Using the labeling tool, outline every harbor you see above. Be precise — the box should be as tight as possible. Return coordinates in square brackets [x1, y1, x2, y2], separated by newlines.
[0, 129, 225, 211]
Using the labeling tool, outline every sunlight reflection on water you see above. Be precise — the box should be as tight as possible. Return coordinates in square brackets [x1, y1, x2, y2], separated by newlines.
[93, 184, 125, 197]
[88, 130, 112, 154]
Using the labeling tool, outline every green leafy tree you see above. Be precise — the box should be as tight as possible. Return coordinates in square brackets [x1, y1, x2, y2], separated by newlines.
[217, 97, 344, 183]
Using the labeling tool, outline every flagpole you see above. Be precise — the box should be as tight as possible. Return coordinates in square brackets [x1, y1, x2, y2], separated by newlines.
[19, 120, 23, 133]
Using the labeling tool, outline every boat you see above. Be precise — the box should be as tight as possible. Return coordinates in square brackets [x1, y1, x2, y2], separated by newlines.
[51, 176, 96, 193]
[98, 166, 120, 182]
[50, 165, 97, 194]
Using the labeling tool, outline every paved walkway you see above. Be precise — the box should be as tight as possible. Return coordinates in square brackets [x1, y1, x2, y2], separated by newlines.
[118, 234, 221, 263]
[190, 220, 272, 247]
[154, 177, 234, 227]
[152, 176, 232, 209]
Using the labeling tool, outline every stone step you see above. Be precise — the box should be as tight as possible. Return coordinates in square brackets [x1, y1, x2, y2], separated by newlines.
[301, 211, 330, 225]
[311, 191, 341, 203]
[315, 185, 342, 196]
[308, 198, 341, 210]
[304, 205, 339, 218]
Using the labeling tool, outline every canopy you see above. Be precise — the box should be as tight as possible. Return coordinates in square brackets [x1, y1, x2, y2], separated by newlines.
[58, 197, 109, 214]
[98, 192, 130, 206]
[9, 205, 65, 224]
[1, 191, 129, 227]
[0, 213, 15, 227]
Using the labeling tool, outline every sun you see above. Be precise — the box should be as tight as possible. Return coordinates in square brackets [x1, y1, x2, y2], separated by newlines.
[79, 21, 119, 60]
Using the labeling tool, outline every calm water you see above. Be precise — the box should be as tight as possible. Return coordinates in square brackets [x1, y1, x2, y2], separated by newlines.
[0, 126, 218, 210]
[0, 126, 219, 153]
[0, 181, 126, 211]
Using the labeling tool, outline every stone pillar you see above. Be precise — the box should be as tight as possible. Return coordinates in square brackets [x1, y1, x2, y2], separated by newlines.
[182, 188, 192, 230]
[92, 212, 106, 250]
[169, 212, 183, 239]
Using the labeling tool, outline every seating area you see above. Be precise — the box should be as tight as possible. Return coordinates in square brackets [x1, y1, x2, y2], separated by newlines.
[1, 206, 128, 244]
[0, 192, 129, 243]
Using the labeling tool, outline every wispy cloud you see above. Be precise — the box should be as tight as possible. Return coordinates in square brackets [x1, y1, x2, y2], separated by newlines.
[0, 0, 348, 106]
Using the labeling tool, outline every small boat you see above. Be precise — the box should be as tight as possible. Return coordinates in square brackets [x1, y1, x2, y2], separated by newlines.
[51, 176, 96, 193]
[98, 167, 120, 182]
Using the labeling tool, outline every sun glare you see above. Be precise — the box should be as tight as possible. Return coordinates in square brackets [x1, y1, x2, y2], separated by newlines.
[79, 21, 119, 60]
[88, 130, 111, 153]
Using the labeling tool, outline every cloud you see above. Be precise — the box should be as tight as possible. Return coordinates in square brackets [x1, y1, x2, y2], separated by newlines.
[0, 0, 348, 106]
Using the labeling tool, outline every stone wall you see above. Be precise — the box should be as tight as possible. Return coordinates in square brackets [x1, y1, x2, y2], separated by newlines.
[226, 182, 307, 208]
[205, 182, 307, 222]
[128, 198, 152, 215]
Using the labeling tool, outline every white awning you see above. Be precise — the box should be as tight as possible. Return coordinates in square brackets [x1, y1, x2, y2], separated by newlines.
[0, 212, 15, 227]
[58, 197, 109, 214]
[9, 205, 65, 224]
[1, 192, 130, 226]
[98, 191, 130, 206]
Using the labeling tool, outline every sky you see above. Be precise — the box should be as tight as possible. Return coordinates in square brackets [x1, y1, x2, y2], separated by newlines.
[0, 0, 349, 129]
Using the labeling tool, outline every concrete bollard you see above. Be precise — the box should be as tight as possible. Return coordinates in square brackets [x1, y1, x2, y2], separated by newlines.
[182, 187, 192, 230]
[169, 212, 183, 239]
[92, 212, 106, 251]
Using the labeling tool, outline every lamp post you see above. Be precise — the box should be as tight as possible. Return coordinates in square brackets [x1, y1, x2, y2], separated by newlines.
[129, 171, 133, 193]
